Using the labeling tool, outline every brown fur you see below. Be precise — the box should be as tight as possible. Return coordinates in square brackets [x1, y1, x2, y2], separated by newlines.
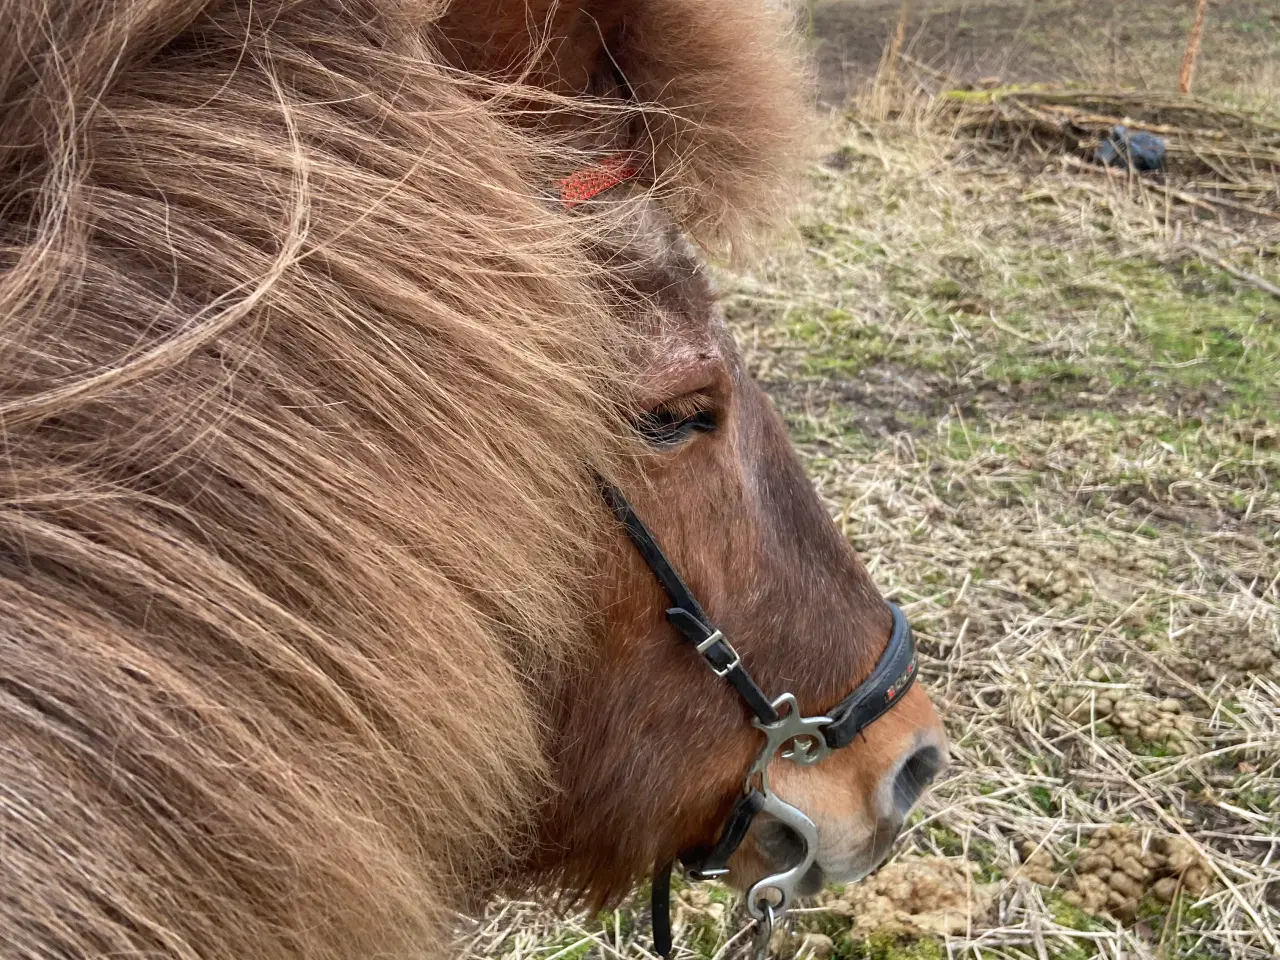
[0, 2, 941, 958]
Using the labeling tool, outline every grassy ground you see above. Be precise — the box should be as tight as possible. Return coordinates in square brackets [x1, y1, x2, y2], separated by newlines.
[457, 5, 1279, 959]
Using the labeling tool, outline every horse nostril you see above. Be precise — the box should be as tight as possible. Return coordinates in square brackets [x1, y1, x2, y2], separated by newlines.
[892, 745, 944, 813]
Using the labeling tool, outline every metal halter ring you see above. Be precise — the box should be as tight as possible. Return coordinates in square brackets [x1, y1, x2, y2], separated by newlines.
[752, 900, 776, 960]
[748, 693, 833, 791]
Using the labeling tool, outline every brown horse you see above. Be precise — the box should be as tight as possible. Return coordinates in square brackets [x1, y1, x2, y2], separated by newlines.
[0, 0, 946, 957]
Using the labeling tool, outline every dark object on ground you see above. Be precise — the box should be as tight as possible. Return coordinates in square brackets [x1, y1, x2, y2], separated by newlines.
[822, 146, 856, 171]
[1097, 125, 1166, 172]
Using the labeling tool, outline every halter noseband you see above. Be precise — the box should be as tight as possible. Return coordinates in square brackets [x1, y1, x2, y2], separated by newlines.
[601, 486, 918, 957]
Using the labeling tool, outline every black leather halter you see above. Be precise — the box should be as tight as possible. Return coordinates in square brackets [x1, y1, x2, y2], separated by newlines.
[601, 485, 918, 957]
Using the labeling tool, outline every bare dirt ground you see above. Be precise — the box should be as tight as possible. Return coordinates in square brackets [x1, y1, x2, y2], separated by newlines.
[459, 4, 1279, 959]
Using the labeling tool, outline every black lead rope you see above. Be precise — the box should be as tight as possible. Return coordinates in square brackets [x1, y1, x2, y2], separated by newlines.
[651, 860, 675, 959]
[600, 483, 918, 958]
[649, 789, 767, 958]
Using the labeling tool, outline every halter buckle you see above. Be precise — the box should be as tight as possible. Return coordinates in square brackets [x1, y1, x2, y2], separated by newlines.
[695, 630, 741, 678]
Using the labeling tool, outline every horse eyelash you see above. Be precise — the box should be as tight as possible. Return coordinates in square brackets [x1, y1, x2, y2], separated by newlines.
[635, 396, 717, 447]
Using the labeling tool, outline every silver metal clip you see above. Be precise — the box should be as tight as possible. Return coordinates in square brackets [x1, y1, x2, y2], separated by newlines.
[684, 865, 731, 881]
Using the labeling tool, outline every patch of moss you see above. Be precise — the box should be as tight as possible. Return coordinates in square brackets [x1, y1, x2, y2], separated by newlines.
[1028, 784, 1058, 815]
[1097, 258, 1278, 415]
[695, 883, 737, 909]
[921, 823, 965, 858]
[841, 933, 946, 960]
[1132, 894, 1220, 960]
[973, 860, 1004, 885]
[1046, 890, 1103, 936]
[918, 243, 1279, 417]
[782, 306, 958, 379]
[1041, 893, 1104, 960]
[1233, 785, 1279, 816]
[678, 912, 725, 958]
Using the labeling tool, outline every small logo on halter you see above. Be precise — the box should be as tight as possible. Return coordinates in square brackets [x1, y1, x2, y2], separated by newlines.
[885, 653, 918, 702]
[557, 154, 639, 209]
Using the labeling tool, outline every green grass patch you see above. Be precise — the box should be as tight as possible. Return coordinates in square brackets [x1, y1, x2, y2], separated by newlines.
[844, 934, 947, 960]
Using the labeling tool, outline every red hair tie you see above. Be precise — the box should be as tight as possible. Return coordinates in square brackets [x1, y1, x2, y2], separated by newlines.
[558, 154, 639, 210]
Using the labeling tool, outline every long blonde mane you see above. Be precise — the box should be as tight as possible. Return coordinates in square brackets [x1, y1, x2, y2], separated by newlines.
[0, 1, 808, 956]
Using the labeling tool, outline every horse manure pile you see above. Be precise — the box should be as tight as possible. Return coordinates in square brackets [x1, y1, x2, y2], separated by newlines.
[975, 537, 1166, 612]
[940, 87, 1280, 228]
[808, 858, 999, 938]
[1184, 635, 1279, 684]
[1017, 826, 1212, 925]
[1051, 688, 1198, 754]
[977, 541, 1091, 608]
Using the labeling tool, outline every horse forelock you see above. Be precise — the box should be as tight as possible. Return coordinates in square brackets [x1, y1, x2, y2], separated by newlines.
[0, 0, 810, 955]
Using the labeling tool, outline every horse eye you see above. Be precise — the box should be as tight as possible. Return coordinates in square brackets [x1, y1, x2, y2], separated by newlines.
[635, 407, 717, 447]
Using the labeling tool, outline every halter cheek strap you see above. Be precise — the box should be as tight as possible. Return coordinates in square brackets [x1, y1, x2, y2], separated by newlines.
[601, 486, 780, 726]
[650, 789, 767, 957]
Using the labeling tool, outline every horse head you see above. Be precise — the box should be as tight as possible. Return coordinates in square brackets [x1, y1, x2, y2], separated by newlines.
[439, 0, 949, 928]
